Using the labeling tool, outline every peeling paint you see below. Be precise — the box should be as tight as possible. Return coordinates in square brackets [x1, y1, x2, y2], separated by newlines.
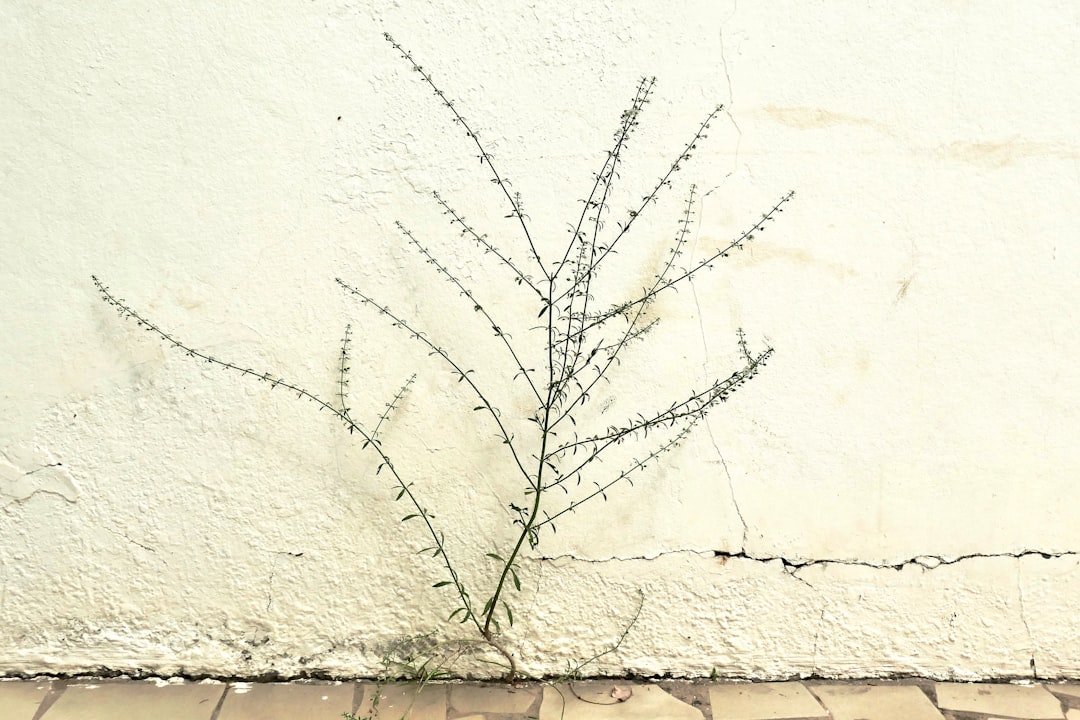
[0, 446, 79, 506]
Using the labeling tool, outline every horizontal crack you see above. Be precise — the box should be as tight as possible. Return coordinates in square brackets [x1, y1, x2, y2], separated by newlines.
[536, 548, 1078, 574]
[715, 548, 1078, 575]
[24, 462, 64, 476]
[537, 549, 711, 563]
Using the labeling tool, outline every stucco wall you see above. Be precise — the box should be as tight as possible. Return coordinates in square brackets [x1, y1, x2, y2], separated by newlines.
[2, 1, 1079, 679]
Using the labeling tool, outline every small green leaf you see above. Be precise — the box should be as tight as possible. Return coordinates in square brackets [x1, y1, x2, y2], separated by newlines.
[503, 601, 514, 626]
[485, 553, 505, 563]
[511, 568, 521, 591]
[432, 581, 451, 588]
[401, 514, 419, 522]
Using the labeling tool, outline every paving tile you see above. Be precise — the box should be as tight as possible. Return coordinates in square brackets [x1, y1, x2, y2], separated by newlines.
[936, 682, 1064, 718]
[1050, 684, 1080, 700]
[450, 683, 538, 714]
[358, 683, 446, 720]
[39, 680, 223, 720]
[538, 683, 704, 720]
[709, 682, 827, 720]
[217, 681, 352, 719]
[810, 684, 944, 720]
[0, 679, 51, 720]
[1066, 710, 1080, 720]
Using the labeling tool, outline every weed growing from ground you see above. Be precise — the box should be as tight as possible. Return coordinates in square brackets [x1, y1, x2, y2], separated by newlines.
[94, 33, 793, 682]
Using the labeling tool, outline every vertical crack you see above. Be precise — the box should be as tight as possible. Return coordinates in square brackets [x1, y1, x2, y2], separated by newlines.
[717, 0, 742, 179]
[689, 198, 749, 551]
[710, 432, 748, 552]
[688, 4, 749, 554]
[266, 562, 276, 612]
[809, 605, 826, 677]
[1016, 556, 1037, 679]
[688, 263, 750, 552]
[266, 551, 304, 611]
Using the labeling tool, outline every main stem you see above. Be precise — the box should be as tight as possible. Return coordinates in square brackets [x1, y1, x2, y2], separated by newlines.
[480, 277, 561, 680]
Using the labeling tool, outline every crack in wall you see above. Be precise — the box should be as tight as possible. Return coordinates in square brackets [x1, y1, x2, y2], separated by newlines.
[1016, 556, 1037, 679]
[0, 488, 77, 506]
[1, 450, 79, 506]
[687, 4, 750, 554]
[105, 527, 167, 565]
[537, 547, 1079, 574]
[688, 255, 750, 553]
[717, 548, 1080, 581]
[714, 444, 749, 551]
[266, 551, 304, 612]
[810, 605, 827, 676]
[23, 462, 64, 476]
[716, 0, 742, 180]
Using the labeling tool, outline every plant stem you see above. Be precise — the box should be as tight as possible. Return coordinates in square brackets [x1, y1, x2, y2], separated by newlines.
[479, 274, 564, 680]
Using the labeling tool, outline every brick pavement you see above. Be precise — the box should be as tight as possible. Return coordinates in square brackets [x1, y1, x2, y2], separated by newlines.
[2, 677, 1079, 720]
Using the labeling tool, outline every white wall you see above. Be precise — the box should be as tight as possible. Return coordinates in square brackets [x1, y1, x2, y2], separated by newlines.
[2, 1, 1079, 679]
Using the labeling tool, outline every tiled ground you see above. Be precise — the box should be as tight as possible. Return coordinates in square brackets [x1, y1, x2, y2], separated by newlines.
[2, 678, 1079, 720]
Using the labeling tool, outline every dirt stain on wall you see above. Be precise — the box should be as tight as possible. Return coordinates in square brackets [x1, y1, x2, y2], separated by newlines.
[762, 105, 892, 135]
[764, 106, 1078, 170]
[713, 238, 857, 281]
[934, 137, 1080, 168]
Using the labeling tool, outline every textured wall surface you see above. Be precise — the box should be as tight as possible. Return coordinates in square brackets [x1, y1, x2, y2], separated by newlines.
[2, 1, 1079, 679]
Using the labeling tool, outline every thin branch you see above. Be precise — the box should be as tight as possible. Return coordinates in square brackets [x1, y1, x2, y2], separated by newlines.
[433, 191, 543, 300]
[552, 77, 655, 281]
[335, 277, 535, 484]
[385, 33, 548, 280]
[537, 421, 699, 531]
[549, 104, 725, 310]
[372, 373, 416, 443]
[338, 323, 355, 423]
[548, 78, 654, 403]
[567, 190, 796, 343]
[545, 345, 773, 490]
[397, 221, 543, 404]
[550, 185, 702, 431]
